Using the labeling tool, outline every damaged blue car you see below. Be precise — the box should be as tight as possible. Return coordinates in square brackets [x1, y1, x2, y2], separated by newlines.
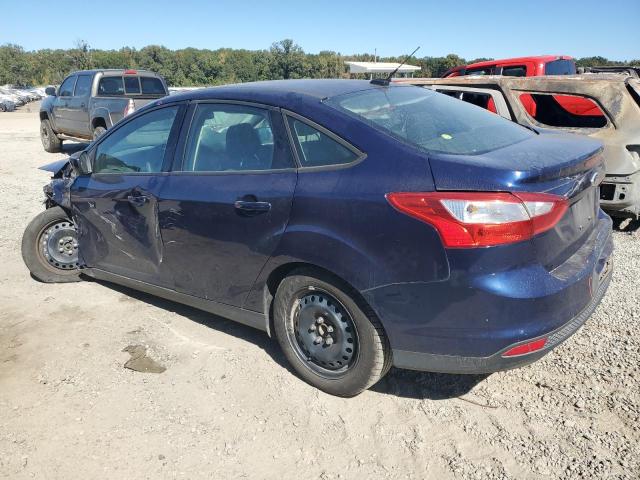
[22, 80, 613, 396]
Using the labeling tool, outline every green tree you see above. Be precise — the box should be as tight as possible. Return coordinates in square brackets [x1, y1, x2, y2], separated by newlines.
[269, 39, 305, 79]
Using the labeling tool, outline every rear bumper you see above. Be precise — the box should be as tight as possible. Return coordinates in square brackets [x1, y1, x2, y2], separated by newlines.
[392, 265, 612, 373]
[365, 214, 613, 373]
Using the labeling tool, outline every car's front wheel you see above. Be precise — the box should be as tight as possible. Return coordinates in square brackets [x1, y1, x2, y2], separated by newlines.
[273, 268, 391, 397]
[40, 118, 63, 153]
[21, 206, 82, 283]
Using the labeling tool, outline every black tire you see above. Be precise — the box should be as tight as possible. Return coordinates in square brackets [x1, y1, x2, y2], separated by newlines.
[40, 118, 63, 153]
[92, 125, 107, 141]
[21, 206, 82, 283]
[273, 268, 391, 397]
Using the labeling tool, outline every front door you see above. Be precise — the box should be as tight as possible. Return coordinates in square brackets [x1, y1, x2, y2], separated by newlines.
[159, 102, 297, 307]
[70, 104, 183, 287]
[67, 74, 93, 137]
[52, 75, 77, 133]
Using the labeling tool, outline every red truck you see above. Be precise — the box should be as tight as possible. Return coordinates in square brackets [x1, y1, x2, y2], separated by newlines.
[442, 55, 599, 117]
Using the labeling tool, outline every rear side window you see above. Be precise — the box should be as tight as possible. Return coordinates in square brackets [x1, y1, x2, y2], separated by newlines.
[94, 106, 178, 173]
[544, 59, 576, 75]
[124, 76, 141, 94]
[326, 86, 532, 155]
[59, 76, 76, 97]
[519, 93, 607, 128]
[74, 75, 92, 97]
[141, 77, 166, 95]
[287, 117, 361, 167]
[98, 77, 124, 96]
[501, 65, 526, 77]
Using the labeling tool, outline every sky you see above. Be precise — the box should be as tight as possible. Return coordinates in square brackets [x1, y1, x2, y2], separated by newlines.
[1, 0, 639, 60]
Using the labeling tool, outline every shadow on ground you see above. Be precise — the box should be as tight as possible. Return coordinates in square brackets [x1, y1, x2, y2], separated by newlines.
[92, 278, 489, 400]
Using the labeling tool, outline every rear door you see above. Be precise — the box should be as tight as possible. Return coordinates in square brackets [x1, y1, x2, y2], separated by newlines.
[159, 102, 297, 307]
[70, 103, 185, 287]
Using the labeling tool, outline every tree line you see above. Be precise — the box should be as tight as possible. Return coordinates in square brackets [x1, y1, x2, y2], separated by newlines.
[0, 39, 637, 87]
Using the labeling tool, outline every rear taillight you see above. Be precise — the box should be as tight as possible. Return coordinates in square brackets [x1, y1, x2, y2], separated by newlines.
[124, 98, 135, 117]
[386, 191, 568, 248]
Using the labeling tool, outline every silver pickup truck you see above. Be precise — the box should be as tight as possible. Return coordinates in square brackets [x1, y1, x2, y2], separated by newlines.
[39, 69, 168, 152]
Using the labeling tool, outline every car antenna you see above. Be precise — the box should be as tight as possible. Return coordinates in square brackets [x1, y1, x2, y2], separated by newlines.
[370, 46, 420, 86]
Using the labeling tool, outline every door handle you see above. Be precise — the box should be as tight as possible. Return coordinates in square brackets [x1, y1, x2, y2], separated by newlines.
[127, 194, 149, 207]
[234, 200, 271, 215]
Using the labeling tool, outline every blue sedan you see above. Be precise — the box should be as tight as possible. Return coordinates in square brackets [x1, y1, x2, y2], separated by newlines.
[23, 80, 613, 396]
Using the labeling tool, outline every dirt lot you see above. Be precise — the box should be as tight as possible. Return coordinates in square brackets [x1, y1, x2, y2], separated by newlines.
[0, 103, 639, 480]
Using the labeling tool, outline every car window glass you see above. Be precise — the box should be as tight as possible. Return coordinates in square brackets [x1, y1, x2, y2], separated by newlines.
[464, 67, 493, 76]
[73, 75, 92, 97]
[183, 104, 292, 172]
[124, 76, 141, 94]
[519, 93, 607, 128]
[287, 118, 360, 167]
[94, 106, 179, 173]
[59, 76, 76, 97]
[326, 86, 532, 155]
[141, 77, 166, 95]
[545, 60, 576, 75]
[502, 66, 527, 77]
[98, 77, 124, 96]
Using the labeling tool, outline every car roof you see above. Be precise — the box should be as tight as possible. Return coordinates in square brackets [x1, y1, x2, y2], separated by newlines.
[464, 55, 573, 69]
[162, 79, 389, 109]
[396, 74, 632, 87]
[68, 69, 162, 77]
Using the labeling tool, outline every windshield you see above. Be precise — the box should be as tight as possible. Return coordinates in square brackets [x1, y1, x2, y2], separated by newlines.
[325, 86, 533, 155]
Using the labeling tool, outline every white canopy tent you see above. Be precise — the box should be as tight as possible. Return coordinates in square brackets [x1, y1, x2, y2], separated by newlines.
[344, 61, 421, 78]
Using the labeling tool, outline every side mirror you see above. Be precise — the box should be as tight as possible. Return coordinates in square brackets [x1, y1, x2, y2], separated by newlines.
[45, 86, 57, 96]
[69, 151, 92, 175]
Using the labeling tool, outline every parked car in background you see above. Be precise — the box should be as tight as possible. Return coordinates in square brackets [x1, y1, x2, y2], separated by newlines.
[40, 69, 168, 152]
[0, 96, 16, 112]
[442, 55, 577, 78]
[22, 80, 612, 396]
[397, 74, 640, 219]
[0, 87, 25, 106]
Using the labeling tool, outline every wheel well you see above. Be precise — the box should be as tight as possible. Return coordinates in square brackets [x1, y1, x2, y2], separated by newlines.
[264, 262, 383, 338]
[92, 117, 107, 130]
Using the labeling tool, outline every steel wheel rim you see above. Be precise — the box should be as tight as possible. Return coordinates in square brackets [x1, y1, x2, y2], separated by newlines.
[38, 219, 79, 270]
[287, 288, 359, 378]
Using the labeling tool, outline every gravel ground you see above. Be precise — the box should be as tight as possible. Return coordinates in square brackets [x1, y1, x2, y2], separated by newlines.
[0, 103, 638, 479]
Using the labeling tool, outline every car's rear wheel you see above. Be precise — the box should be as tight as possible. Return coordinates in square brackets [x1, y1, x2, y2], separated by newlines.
[21, 206, 82, 283]
[273, 269, 391, 397]
[40, 118, 62, 153]
[92, 125, 107, 141]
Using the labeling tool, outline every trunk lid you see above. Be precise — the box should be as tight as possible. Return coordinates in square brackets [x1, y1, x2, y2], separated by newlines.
[428, 133, 605, 267]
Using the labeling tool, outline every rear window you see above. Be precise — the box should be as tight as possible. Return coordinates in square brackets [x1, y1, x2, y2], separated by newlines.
[98, 77, 124, 96]
[124, 76, 140, 94]
[464, 67, 494, 76]
[141, 77, 166, 95]
[544, 59, 576, 75]
[502, 65, 526, 77]
[325, 86, 532, 155]
[519, 93, 607, 128]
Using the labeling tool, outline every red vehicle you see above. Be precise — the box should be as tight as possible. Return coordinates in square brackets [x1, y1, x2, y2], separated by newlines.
[442, 55, 577, 78]
[442, 55, 599, 117]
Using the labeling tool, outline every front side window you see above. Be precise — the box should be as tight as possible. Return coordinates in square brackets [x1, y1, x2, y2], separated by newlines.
[326, 86, 532, 155]
[98, 77, 124, 96]
[59, 76, 76, 97]
[287, 118, 360, 167]
[74, 75, 92, 97]
[94, 106, 178, 173]
[464, 67, 494, 76]
[182, 104, 292, 172]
